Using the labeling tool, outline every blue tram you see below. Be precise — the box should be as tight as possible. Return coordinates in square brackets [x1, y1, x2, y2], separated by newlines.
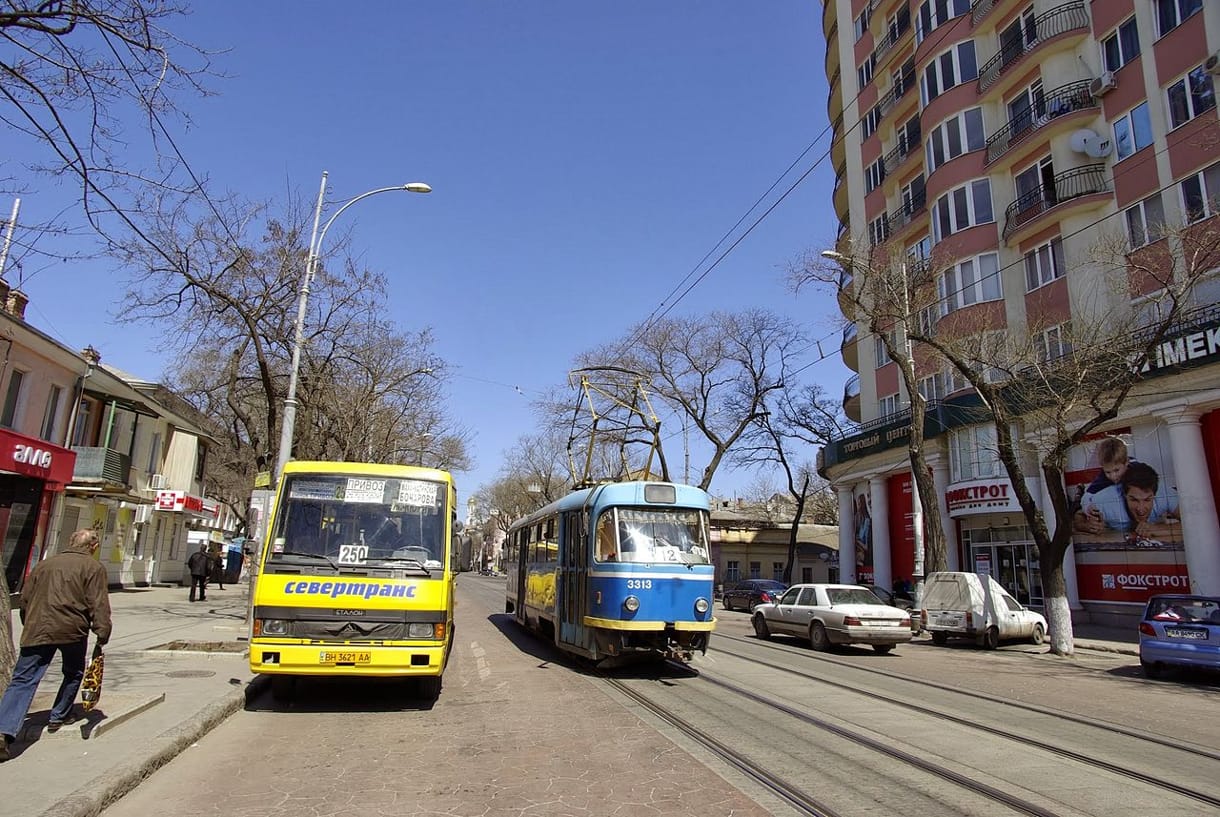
[504, 481, 716, 662]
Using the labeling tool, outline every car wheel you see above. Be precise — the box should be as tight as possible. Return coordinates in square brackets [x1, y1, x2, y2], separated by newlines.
[752, 613, 771, 640]
[1030, 623, 1045, 645]
[931, 631, 948, 646]
[872, 644, 894, 654]
[809, 622, 830, 652]
[723, 598, 734, 612]
[981, 626, 1000, 650]
[1141, 660, 1163, 679]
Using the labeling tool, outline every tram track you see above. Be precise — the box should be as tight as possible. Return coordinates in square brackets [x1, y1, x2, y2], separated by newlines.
[717, 631, 1220, 764]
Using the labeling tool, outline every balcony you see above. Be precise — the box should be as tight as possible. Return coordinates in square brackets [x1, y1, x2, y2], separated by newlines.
[882, 125, 922, 176]
[976, 3, 1089, 93]
[71, 446, 132, 486]
[985, 80, 1096, 165]
[842, 322, 859, 371]
[886, 191, 928, 236]
[876, 66, 917, 120]
[1003, 164, 1109, 242]
[871, 11, 911, 67]
[971, 0, 999, 27]
[843, 374, 862, 423]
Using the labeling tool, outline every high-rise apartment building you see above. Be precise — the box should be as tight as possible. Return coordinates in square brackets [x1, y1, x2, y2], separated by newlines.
[820, 0, 1220, 626]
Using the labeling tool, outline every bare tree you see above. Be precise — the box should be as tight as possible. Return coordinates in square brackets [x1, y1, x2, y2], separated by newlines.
[576, 308, 807, 491]
[910, 215, 1220, 655]
[790, 242, 949, 579]
[473, 428, 574, 538]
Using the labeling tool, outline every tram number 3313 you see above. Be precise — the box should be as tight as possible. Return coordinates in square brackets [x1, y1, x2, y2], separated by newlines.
[626, 579, 653, 589]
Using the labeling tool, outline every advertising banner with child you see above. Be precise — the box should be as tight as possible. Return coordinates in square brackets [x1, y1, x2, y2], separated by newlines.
[1066, 425, 1190, 604]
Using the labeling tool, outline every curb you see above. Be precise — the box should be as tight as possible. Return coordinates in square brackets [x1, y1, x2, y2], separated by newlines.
[39, 675, 269, 817]
[1074, 640, 1139, 657]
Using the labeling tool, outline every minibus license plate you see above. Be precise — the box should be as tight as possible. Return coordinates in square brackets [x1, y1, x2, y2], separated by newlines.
[319, 650, 372, 664]
[1165, 628, 1207, 640]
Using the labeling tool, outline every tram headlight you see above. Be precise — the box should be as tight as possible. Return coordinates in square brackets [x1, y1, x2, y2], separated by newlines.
[623, 595, 641, 613]
[694, 597, 710, 614]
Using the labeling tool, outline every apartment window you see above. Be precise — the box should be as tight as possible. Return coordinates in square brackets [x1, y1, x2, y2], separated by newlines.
[858, 54, 876, 90]
[1, 370, 25, 429]
[866, 158, 887, 193]
[925, 107, 985, 173]
[1035, 322, 1073, 363]
[1155, 0, 1202, 38]
[921, 41, 977, 105]
[1166, 66, 1216, 129]
[726, 560, 740, 582]
[147, 431, 162, 474]
[40, 384, 63, 441]
[1101, 18, 1140, 72]
[772, 562, 785, 582]
[879, 393, 900, 417]
[901, 174, 926, 213]
[875, 334, 893, 368]
[749, 561, 761, 579]
[862, 104, 883, 138]
[917, 304, 938, 337]
[1191, 275, 1220, 309]
[892, 57, 916, 98]
[950, 424, 1000, 482]
[71, 397, 93, 446]
[938, 252, 1001, 315]
[918, 372, 946, 401]
[1125, 193, 1166, 248]
[932, 179, 993, 244]
[869, 214, 890, 246]
[886, 5, 911, 43]
[1113, 103, 1153, 160]
[1024, 238, 1065, 291]
[1181, 163, 1220, 223]
[916, 0, 970, 44]
[854, 6, 872, 41]
[194, 444, 207, 481]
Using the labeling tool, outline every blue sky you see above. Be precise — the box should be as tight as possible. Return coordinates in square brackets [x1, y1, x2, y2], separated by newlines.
[10, 2, 849, 498]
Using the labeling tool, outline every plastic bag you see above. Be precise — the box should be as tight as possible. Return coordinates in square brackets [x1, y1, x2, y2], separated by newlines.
[81, 652, 105, 712]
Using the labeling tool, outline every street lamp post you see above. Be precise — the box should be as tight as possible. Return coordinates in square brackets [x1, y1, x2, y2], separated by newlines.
[274, 171, 431, 485]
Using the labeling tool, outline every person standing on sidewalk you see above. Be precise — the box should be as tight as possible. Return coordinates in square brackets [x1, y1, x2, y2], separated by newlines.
[187, 544, 211, 602]
[0, 528, 112, 762]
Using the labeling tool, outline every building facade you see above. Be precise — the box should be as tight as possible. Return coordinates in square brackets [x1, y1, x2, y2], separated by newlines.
[821, 0, 1220, 625]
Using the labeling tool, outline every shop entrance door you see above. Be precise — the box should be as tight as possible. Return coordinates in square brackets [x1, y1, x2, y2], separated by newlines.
[991, 543, 1042, 607]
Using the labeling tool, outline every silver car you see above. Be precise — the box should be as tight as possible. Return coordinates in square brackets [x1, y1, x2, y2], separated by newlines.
[752, 583, 914, 653]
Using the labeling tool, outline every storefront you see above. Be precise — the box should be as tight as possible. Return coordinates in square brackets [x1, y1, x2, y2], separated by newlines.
[0, 429, 76, 594]
[947, 477, 1044, 607]
[153, 489, 217, 585]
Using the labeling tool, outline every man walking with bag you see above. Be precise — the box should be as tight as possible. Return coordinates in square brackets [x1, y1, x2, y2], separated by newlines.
[187, 543, 211, 602]
[0, 528, 111, 762]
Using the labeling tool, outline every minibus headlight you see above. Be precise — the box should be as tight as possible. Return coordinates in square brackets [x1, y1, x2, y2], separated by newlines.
[408, 622, 436, 639]
[695, 598, 710, 614]
[260, 619, 288, 636]
[623, 595, 640, 613]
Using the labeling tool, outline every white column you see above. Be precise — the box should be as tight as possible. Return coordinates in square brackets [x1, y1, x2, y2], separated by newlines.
[870, 476, 892, 592]
[1164, 410, 1220, 594]
[837, 485, 856, 585]
[1037, 469, 1081, 608]
[930, 456, 959, 571]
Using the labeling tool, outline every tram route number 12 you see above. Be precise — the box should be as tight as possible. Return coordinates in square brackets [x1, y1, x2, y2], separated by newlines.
[626, 579, 653, 589]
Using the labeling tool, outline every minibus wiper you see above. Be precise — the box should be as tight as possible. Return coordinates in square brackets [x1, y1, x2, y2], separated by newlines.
[274, 551, 340, 570]
[371, 557, 432, 574]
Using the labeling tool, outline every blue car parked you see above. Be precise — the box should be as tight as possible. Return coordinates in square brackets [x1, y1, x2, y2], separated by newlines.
[1138, 594, 1220, 678]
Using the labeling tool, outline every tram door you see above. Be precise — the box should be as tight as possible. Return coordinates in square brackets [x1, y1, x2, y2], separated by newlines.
[557, 511, 589, 650]
[513, 528, 527, 622]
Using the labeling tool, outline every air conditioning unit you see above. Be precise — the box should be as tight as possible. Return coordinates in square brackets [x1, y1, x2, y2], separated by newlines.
[1206, 52, 1220, 77]
[1090, 71, 1116, 98]
[149, 473, 168, 490]
[134, 505, 153, 526]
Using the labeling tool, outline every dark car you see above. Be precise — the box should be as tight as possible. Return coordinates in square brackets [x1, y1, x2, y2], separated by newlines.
[722, 579, 789, 612]
[1139, 593, 1220, 678]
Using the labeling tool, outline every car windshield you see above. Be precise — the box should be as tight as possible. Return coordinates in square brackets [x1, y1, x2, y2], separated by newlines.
[1147, 597, 1220, 624]
[266, 474, 447, 571]
[827, 587, 884, 605]
[595, 507, 710, 565]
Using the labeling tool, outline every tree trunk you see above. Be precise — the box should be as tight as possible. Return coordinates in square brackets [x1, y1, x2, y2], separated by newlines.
[1041, 556, 1075, 656]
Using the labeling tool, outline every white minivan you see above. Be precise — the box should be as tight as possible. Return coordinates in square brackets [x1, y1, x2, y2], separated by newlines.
[921, 571, 1047, 649]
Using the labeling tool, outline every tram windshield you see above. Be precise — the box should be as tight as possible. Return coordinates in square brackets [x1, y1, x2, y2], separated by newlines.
[266, 474, 447, 573]
[596, 507, 710, 565]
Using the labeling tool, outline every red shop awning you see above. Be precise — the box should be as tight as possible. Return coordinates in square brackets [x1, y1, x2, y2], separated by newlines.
[0, 429, 77, 491]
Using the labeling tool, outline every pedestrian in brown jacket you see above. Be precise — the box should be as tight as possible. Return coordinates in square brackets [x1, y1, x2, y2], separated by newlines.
[0, 529, 112, 761]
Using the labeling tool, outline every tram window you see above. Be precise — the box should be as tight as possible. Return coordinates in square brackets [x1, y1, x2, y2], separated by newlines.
[596, 513, 618, 561]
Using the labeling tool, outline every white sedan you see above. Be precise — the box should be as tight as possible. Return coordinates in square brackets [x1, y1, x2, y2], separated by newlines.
[752, 583, 914, 653]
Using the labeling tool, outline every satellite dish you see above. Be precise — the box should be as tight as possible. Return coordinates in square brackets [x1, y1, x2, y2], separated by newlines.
[1070, 129, 1097, 153]
[1085, 137, 1113, 159]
